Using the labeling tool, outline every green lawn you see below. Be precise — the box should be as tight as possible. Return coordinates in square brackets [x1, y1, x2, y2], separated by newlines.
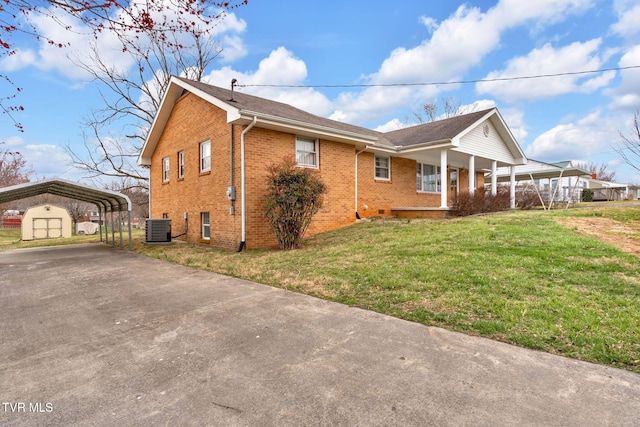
[136, 207, 640, 373]
[2, 207, 639, 372]
[0, 227, 144, 250]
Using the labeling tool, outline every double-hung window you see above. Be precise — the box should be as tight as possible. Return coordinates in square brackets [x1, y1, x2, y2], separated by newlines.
[375, 155, 390, 180]
[416, 163, 441, 192]
[178, 151, 185, 179]
[162, 157, 170, 182]
[201, 212, 210, 240]
[296, 136, 318, 168]
[200, 140, 211, 173]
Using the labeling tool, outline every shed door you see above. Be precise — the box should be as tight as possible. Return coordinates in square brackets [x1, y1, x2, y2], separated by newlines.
[33, 218, 63, 239]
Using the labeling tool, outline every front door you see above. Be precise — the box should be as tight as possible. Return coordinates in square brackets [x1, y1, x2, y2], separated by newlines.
[449, 168, 459, 203]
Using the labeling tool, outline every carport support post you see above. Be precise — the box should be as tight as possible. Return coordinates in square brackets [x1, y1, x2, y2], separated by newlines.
[99, 207, 103, 243]
[104, 208, 109, 244]
[128, 211, 132, 251]
[118, 212, 123, 249]
[529, 173, 546, 210]
[110, 210, 115, 247]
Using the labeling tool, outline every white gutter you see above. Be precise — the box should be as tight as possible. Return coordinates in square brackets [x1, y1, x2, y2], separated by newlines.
[238, 116, 257, 251]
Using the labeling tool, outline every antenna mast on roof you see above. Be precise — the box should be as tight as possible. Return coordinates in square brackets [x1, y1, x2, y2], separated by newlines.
[230, 78, 238, 102]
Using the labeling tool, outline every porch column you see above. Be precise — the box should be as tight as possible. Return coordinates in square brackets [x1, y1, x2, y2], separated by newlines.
[491, 160, 497, 196]
[468, 155, 476, 195]
[510, 166, 516, 209]
[440, 149, 448, 208]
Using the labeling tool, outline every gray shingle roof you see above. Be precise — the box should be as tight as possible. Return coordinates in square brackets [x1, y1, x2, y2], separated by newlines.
[176, 77, 381, 139]
[380, 109, 493, 147]
[176, 77, 495, 149]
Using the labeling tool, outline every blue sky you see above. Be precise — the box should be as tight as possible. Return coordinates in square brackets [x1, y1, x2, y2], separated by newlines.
[2, 0, 640, 184]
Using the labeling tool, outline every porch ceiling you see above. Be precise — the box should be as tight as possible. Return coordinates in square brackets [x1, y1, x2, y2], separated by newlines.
[399, 150, 511, 170]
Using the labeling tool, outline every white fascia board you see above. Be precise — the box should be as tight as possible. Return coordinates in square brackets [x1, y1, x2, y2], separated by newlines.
[138, 77, 243, 166]
[395, 140, 454, 154]
[138, 79, 185, 166]
[365, 145, 397, 154]
[237, 111, 379, 146]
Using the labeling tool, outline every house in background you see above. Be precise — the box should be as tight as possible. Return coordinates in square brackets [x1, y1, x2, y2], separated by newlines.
[489, 160, 637, 208]
[138, 76, 527, 250]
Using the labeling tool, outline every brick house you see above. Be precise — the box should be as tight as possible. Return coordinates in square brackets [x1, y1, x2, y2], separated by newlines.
[138, 77, 527, 250]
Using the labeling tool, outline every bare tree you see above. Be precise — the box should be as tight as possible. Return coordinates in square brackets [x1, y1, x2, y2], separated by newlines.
[0, 143, 31, 188]
[59, 198, 92, 226]
[574, 161, 617, 182]
[106, 177, 149, 221]
[408, 97, 475, 125]
[614, 110, 640, 174]
[64, 26, 224, 187]
[0, 143, 32, 217]
[1, 0, 246, 131]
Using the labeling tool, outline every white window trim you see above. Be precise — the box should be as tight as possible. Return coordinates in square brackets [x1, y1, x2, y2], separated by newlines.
[374, 155, 390, 180]
[162, 157, 170, 182]
[178, 151, 185, 179]
[201, 212, 210, 240]
[416, 162, 441, 193]
[296, 136, 319, 168]
[200, 140, 211, 173]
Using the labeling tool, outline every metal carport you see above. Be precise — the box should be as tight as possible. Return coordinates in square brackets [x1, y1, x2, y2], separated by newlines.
[0, 178, 133, 250]
[488, 162, 589, 210]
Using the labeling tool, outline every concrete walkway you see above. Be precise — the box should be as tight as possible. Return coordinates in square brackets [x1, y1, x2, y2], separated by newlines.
[1, 244, 639, 426]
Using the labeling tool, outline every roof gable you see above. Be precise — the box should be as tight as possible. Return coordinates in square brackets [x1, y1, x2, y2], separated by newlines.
[382, 109, 493, 147]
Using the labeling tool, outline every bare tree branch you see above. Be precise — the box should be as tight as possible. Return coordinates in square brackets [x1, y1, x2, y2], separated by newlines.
[614, 110, 640, 174]
[1, 0, 246, 131]
[65, 28, 223, 186]
[407, 97, 474, 125]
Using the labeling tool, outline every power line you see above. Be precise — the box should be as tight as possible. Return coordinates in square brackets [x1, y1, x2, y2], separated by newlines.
[237, 65, 640, 89]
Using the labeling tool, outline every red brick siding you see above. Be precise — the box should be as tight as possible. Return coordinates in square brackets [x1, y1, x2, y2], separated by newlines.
[151, 92, 487, 249]
[151, 92, 357, 250]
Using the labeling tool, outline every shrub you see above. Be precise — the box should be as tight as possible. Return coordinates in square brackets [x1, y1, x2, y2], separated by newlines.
[451, 187, 511, 216]
[581, 188, 594, 202]
[516, 188, 542, 210]
[264, 156, 327, 250]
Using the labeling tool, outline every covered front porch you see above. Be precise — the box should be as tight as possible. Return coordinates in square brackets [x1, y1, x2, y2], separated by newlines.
[385, 147, 523, 220]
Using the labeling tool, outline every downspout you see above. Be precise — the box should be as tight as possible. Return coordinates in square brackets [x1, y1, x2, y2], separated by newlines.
[238, 116, 257, 252]
[147, 171, 152, 219]
[355, 146, 368, 219]
[229, 124, 235, 215]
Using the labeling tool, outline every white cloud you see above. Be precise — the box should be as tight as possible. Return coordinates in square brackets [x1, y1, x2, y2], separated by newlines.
[606, 45, 640, 111]
[476, 39, 614, 101]
[219, 35, 247, 63]
[1, 136, 75, 179]
[203, 47, 333, 116]
[611, 2, 640, 39]
[500, 108, 528, 144]
[325, 0, 594, 126]
[525, 111, 615, 161]
[374, 118, 405, 133]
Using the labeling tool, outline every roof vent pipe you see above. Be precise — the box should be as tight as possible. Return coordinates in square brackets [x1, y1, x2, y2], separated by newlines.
[230, 78, 238, 102]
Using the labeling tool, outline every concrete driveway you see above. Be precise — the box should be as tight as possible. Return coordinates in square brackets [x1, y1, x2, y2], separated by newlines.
[1, 244, 639, 426]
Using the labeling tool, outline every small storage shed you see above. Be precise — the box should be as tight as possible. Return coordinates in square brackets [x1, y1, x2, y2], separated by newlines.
[22, 204, 72, 240]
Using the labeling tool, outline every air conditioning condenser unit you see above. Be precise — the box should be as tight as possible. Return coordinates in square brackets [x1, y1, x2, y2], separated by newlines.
[146, 219, 171, 243]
